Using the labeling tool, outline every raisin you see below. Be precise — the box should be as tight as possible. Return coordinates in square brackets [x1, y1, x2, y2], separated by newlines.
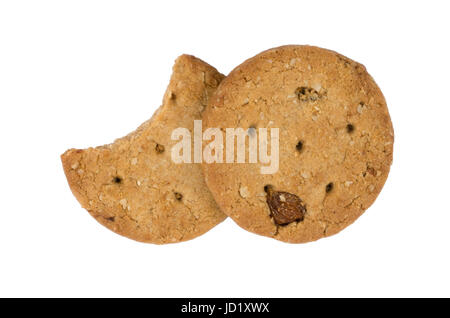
[295, 86, 320, 102]
[113, 176, 122, 184]
[174, 192, 183, 201]
[264, 184, 273, 193]
[266, 187, 306, 225]
[367, 167, 376, 176]
[155, 143, 165, 153]
[296, 141, 303, 152]
[346, 124, 355, 133]
[326, 182, 334, 193]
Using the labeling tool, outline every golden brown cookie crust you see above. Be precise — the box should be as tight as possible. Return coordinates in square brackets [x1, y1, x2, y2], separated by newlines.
[203, 45, 394, 243]
[62, 55, 226, 244]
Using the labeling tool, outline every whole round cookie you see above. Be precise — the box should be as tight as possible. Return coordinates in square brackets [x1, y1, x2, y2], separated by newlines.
[203, 45, 394, 243]
[62, 55, 226, 244]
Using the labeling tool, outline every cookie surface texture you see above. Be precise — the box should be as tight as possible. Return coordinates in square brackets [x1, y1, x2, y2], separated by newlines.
[203, 45, 394, 243]
[62, 55, 226, 244]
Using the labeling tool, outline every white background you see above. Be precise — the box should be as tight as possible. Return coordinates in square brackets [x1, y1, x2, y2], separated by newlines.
[1, 0, 449, 297]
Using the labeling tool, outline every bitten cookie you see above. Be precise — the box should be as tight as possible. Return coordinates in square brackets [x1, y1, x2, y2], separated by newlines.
[203, 45, 394, 243]
[61, 55, 226, 244]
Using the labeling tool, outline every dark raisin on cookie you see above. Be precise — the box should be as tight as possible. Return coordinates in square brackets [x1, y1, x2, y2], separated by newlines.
[367, 167, 376, 176]
[295, 86, 320, 102]
[266, 187, 306, 225]
[174, 192, 183, 201]
[264, 184, 273, 193]
[113, 176, 122, 184]
[155, 143, 165, 153]
[296, 141, 303, 152]
[326, 182, 334, 193]
[346, 124, 355, 133]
